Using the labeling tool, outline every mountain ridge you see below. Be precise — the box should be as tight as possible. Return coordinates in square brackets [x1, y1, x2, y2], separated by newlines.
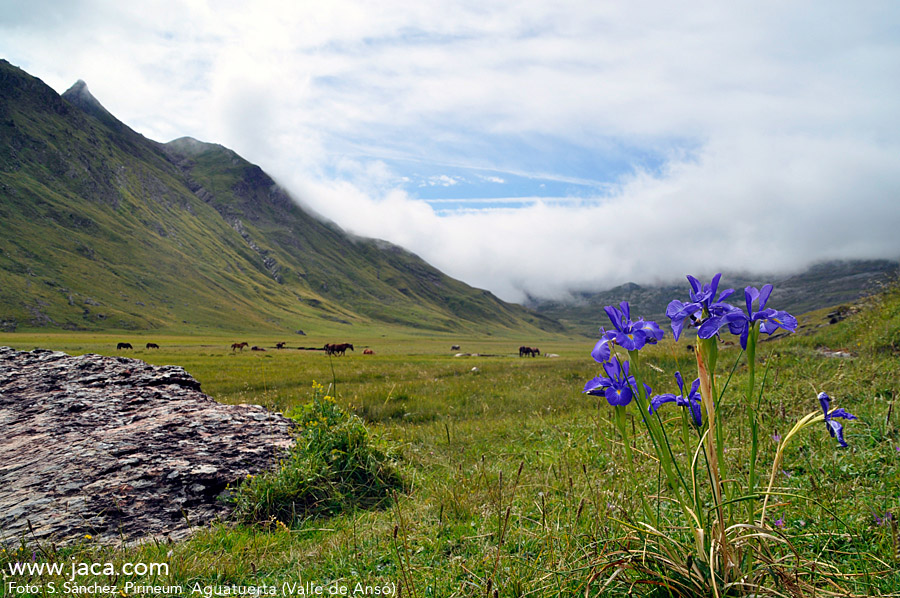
[0, 59, 561, 335]
[528, 259, 899, 336]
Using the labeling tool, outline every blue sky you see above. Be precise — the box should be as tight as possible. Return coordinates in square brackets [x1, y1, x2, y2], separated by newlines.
[2, 1, 899, 302]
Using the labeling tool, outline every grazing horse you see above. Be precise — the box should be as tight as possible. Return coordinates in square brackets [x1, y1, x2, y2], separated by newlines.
[519, 346, 540, 357]
[363, 348, 374, 355]
[451, 344, 460, 351]
[327, 342, 354, 356]
[231, 342, 249, 352]
[146, 342, 159, 349]
[117, 342, 133, 350]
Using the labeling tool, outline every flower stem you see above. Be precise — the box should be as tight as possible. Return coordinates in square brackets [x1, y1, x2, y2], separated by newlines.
[614, 404, 633, 465]
[628, 350, 692, 519]
[745, 323, 760, 521]
[695, 337, 727, 541]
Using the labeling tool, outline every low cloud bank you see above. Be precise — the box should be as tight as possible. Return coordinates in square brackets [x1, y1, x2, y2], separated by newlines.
[284, 130, 900, 303]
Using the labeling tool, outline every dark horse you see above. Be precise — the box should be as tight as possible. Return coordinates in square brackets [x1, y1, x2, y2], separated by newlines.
[117, 342, 133, 350]
[325, 343, 354, 356]
[519, 346, 540, 357]
[146, 342, 160, 349]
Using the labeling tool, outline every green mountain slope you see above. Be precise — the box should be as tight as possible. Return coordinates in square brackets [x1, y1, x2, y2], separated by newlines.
[0, 60, 560, 335]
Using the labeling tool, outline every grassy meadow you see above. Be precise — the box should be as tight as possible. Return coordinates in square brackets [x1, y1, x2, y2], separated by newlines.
[1, 287, 899, 596]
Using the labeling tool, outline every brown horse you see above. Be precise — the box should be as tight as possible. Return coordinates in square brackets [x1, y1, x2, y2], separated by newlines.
[231, 342, 249, 352]
[276, 342, 286, 349]
[146, 342, 159, 349]
[117, 342, 133, 350]
[363, 348, 374, 355]
[326, 343, 354, 356]
[519, 346, 540, 357]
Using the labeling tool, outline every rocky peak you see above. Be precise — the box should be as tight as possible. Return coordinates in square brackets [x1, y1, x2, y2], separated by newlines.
[63, 80, 106, 114]
[62, 79, 129, 133]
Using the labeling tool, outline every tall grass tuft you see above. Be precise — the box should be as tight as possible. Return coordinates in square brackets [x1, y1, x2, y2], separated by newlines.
[229, 382, 405, 525]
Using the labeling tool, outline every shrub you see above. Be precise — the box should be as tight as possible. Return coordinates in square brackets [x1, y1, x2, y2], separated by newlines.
[230, 382, 404, 525]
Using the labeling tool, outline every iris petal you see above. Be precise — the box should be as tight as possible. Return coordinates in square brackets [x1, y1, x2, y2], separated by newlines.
[583, 377, 605, 394]
[826, 419, 848, 447]
[674, 371, 685, 394]
[606, 386, 632, 407]
[688, 399, 703, 427]
[829, 407, 857, 420]
[604, 305, 624, 332]
[709, 273, 722, 299]
[818, 392, 831, 415]
[744, 286, 760, 314]
[757, 284, 774, 310]
[591, 336, 612, 364]
[698, 316, 725, 339]
[649, 393, 676, 414]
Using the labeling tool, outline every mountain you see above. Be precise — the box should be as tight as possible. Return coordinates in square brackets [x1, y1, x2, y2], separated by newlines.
[528, 260, 899, 336]
[0, 60, 561, 335]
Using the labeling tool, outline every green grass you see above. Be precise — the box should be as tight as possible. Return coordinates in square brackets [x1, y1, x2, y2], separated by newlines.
[1, 287, 899, 596]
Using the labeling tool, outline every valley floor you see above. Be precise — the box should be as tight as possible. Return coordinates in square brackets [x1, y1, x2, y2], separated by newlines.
[1, 293, 899, 596]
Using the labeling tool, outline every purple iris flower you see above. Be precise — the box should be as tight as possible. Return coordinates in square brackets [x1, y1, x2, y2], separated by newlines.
[648, 371, 703, 427]
[818, 392, 857, 447]
[666, 274, 737, 341]
[603, 301, 665, 352]
[591, 303, 664, 363]
[584, 357, 650, 407]
[698, 284, 798, 348]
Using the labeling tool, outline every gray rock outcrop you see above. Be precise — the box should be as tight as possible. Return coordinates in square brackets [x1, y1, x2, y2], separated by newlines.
[0, 347, 295, 546]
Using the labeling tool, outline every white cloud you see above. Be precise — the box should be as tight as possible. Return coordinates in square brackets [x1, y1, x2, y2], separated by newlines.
[422, 175, 461, 187]
[2, 1, 899, 303]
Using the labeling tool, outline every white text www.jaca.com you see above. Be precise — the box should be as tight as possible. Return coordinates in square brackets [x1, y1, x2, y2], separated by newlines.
[7, 559, 169, 580]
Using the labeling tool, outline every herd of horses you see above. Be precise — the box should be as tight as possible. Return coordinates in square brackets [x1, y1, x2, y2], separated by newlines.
[115, 340, 545, 357]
